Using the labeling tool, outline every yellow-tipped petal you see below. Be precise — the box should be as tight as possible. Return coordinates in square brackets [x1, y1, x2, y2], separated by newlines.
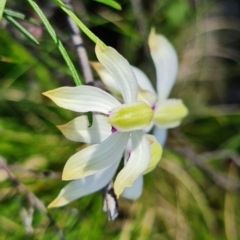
[90, 61, 120, 95]
[137, 86, 157, 107]
[48, 161, 119, 208]
[153, 99, 188, 128]
[148, 28, 178, 100]
[108, 102, 153, 132]
[121, 175, 143, 200]
[114, 131, 150, 198]
[95, 41, 138, 103]
[132, 66, 156, 93]
[43, 85, 121, 114]
[143, 134, 162, 174]
[62, 132, 129, 180]
[57, 114, 111, 144]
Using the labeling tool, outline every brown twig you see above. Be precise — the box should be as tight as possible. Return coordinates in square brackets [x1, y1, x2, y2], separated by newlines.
[172, 144, 240, 191]
[62, 0, 94, 84]
[0, 157, 65, 240]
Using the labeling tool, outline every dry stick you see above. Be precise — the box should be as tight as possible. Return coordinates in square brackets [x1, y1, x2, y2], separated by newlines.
[171, 132, 240, 191]
[102, 181, 119, 221]
[0, 157, 65, 240]
[130, 0, 148, 47]
[62, 0, 94, 84]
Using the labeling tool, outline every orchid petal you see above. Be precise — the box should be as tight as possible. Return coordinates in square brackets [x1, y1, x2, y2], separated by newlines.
[148, 29, 178, 100]
[144, 121, 154, 133]
[48, 161, 119, 208]
[121, 175, 143, 200]
[91, 61, 119, 94]
[62, 132, 129, 180]
[131, 66, 156, 93]
[153, 127, 168, 146]
[108, 102, 153, 132]
[137, 86, 157, 108]
[114, 131, 150, 198]
[57, 115, 111, 144]
[95, 41, 138, 103]
[143, 134, 162, 174]
[43, 86, 121, 114]
[153, 99, 188, 128]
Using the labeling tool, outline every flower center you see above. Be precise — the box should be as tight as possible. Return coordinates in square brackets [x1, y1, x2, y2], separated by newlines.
[108, 101, 153, 132]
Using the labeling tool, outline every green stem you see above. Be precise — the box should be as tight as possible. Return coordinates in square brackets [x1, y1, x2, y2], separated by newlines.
[28, 0, 82, 86]
[54, 0, 106, 46]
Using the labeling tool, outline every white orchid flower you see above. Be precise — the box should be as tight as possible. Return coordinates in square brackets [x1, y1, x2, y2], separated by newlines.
[91, 30, 188, 200]
[44, 41, 162, 207]
[47, 114, 162, 208]
[91, 29, 188, 146]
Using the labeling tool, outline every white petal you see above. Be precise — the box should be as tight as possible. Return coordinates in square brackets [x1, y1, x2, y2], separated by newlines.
[43, 85, 121, 114]
[131, 66, 156, 93]
[48, 161, 119, 208]
[114, 131, 150, 197]
[153, 127, 168, 146]
[95, 41, 138, 103]
[143, 134, 162, 174]
[57, 114, 111, 144]
[144, 121, 154, 133]
[91, 61, 120, 94]
[121, 175, 143, 200]
[137, 86, 157, 108]
[148, 29, 178, 100]
[62, 132, 130, 180]
[153, 99, 188, 128]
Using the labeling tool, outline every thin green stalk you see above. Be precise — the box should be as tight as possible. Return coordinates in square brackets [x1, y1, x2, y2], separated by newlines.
[93, 0, 121, 10]
[0, 0, 7, 20]
[54, 0, 105, 46]
[4, 15, 39, 45]
[4, 9, 40, 25]
[28, 0, 82, 86]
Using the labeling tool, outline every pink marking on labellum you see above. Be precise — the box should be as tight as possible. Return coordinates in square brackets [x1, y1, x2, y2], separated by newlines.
[152, 105, 156, 111]
[124, 150, 131, 163]
[111, 126, 117, 133]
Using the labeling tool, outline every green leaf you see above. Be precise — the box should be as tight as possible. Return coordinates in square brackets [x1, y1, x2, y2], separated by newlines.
[54, 0, 105, 46]
[0, 0, 7, 20]
[93, 0, 121, 10]
[3, 8, 39, 25]
[27, 0, 83, 86]
[86, 112, 93, 127]
[4, 15, 39, 45]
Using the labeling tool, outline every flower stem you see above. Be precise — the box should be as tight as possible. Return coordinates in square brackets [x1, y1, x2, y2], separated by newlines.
[54, 0, 106, 46]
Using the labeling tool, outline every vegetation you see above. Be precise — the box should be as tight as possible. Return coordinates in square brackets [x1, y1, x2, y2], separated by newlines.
[0, 0, 240, 239]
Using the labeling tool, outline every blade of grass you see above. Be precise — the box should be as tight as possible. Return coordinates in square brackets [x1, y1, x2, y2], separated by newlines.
[0, 0, 7, 20]
[94, 0, 122, 10]
[54, 0, 105, 46]
[28, 0, 82, 86]
[3, 9, 40, 25]
[160, 159, 216, 230]
[4, 15, 39, 45]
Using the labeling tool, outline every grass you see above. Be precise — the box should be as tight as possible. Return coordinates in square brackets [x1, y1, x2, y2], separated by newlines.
[0, 0, 240, 239]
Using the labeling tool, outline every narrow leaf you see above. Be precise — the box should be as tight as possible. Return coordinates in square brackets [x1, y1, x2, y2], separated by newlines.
[4, 15, 39, 45]
[28, 0, 82, 86]
[0, 0, 7, 20]
[54, 0, 105, 46]
[94, 0, 121, 10]
[4, 9, 39, 25]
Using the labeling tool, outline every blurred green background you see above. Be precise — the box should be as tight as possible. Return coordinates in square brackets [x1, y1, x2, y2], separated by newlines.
[1, 0, 240, 239]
